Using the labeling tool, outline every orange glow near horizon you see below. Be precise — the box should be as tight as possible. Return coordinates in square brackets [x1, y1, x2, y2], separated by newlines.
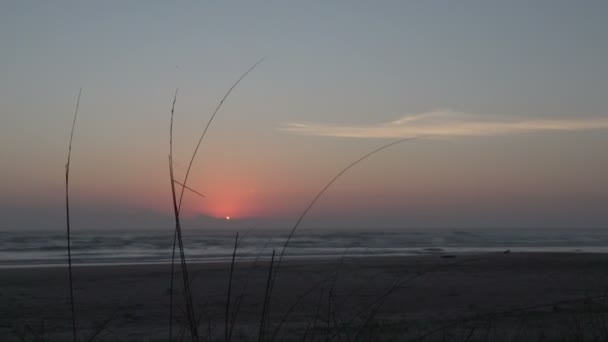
[185, 179, 259, 219]
[179, 180, 309, 220]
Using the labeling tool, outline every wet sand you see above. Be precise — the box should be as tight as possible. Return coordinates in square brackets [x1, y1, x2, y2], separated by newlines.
[2, 252, 608, 341]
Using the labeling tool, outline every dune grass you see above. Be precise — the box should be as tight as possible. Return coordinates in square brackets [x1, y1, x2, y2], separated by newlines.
[167, 59, 264, 341]
[256, 137, 421, 337]
[275, 137, 421, 268]
[64, 88, 82, 342]
[258, 250, 276, 342]
[225, 232, 239, 342]
[168, 89, 199, 341]
[161, 74, 422, 340]
[43, 68, 608, 342]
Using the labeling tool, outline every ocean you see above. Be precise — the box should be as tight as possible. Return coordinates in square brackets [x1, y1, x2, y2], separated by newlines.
[2, 228, 608, 267]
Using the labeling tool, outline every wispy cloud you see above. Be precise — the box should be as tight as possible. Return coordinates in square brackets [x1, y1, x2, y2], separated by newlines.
[280, 110, 608, 139]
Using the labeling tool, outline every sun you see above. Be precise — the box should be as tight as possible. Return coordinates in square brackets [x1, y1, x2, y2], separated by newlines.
[225, 216, 231, 220]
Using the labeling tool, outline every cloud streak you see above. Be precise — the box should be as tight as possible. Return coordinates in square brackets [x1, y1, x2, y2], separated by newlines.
[280, 110, 608, 139]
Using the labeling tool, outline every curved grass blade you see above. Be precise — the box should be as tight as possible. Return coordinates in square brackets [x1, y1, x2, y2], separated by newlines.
[65, 88, 82, 342]
[276, 136, 421, 268]
[168, 89, 199, 342]
[177, 58, 264, 212]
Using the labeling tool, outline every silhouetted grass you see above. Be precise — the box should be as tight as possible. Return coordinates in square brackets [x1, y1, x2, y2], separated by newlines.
[64, 88, 82, 342]
[228, 236, 274, 341]
[225, 232, 239, 342]
[258, 250, 276, 342]
[174, 180, 207, 199]
[275, 137, 421, 269]
[303, 288, 325, 342]
[36, 67, 608, 342]
[167, 59, 263, 341]
[168, 88, 199, 341]
[175, 58, 264, 212]
[406, 293, 608, 342]
[258, 137, 421, 339]
[270, 270, 340, 341]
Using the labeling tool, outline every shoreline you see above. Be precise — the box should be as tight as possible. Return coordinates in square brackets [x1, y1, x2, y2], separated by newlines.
[3, 247, 608, 269]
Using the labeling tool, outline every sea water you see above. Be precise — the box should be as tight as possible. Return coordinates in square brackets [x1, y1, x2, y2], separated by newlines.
[1, 228, 608, 267]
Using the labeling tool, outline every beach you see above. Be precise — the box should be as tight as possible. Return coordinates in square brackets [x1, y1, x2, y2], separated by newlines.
[3, 252, 608, 341]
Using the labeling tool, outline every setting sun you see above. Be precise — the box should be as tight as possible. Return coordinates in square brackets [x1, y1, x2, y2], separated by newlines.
[225, 216, 231, 220]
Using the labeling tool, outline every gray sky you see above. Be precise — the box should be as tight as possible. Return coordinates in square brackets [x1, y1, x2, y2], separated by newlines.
[2, 0, 608, 230]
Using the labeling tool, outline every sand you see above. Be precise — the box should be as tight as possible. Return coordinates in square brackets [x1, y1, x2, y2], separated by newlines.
[2, 252, 608, 341]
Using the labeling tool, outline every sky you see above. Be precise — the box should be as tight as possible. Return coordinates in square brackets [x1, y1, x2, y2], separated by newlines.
[2, 0, 608, 230]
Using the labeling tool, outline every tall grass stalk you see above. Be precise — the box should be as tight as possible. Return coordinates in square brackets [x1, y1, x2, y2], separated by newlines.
[228, 237, 274, 340]
[175, 58, 264, 212]
[225, 232, 239, 342]
[168, 89, 199, 342]
[324, 247, 350, 341]
[303, 289, 325, 342]
[65, 88, 82, 342]
[270, 249, 351, 341]
[263, 137, 420, 335]
[275, 137, 420, 268]
[270, 273, 338, 341]
[258, 250, 276, 342]
[167, 59, 263, 339]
